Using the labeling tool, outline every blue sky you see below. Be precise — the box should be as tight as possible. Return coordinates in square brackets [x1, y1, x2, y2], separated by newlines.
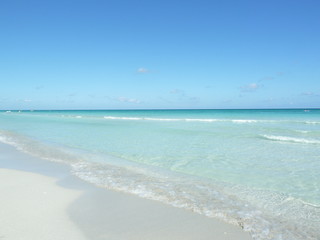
[1, 0, 320, 110]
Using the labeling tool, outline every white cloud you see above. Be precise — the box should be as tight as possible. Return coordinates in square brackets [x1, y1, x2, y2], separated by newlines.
[117, 97, 141, 104]
[137, 67, 149, 73]
[170, 89, 184, 94]
[169, 89, 199, 102]
[301, 91, 320, 97]
[240, 83, 261, 92]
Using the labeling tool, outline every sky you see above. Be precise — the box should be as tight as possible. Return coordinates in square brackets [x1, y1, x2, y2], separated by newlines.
[1, 0, 320, 110]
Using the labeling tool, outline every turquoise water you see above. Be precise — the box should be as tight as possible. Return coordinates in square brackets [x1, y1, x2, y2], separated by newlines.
[0, 109, 319, 239]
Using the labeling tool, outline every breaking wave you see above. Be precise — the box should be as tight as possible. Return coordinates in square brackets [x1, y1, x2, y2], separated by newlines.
[103, 116, 261, 123]
[261, 135, 320, 144]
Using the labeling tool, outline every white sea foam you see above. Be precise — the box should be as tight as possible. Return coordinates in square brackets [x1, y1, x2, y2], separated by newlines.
[144, 117, 181, 121]
[305, 121, 320, 125]
[0, 130, 81, 164]
[103, 116, 141, 120]
[185, 118, 221, 122]
[71, 161, 320, 240]
[103, 116, 262, 123]
[104, 116, 186, 121]
[0, 134, 18, 147]
[295, 130, 310, 134]
[232, 119, 258, 123]
[261, 135, 320, 144]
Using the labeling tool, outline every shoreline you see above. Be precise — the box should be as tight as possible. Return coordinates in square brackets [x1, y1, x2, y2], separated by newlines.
[0, 142, 252, 240]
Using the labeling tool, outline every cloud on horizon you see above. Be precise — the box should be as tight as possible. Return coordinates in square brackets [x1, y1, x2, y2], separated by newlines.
[169, 89, 199, 102]
[117, 97, 141, 104]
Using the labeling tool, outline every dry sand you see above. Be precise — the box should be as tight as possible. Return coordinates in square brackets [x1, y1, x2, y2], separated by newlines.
[0, 169, 86, 240]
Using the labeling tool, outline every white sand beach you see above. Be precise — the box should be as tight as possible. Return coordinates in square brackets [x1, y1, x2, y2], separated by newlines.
[0, 143, 252, 240]
[0, 169, 86, 240]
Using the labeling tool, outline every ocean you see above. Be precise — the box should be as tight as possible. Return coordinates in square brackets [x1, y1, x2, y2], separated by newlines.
[0, 109, 319, 240]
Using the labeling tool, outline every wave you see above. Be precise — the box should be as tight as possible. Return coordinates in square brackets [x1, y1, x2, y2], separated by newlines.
[294, 130, 310, 134]
[5, 111, 320, 126]
[72, 161, 320, 240]
[102, 116, 320, 125]
[103, 116, 261, 123]
[305, 121, 320, 125]
[261, 135, 320, 144]
[103, 116, 142, 120]
[232, 119, 258, 123]
[0, 130, 81, 164]
[104, 116, 218, 122]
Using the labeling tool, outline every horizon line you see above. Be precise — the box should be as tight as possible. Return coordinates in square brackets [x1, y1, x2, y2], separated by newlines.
[1, 108, 319, 111]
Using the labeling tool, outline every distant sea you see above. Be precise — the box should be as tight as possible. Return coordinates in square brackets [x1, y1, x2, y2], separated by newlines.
[0, 109, 319, 240]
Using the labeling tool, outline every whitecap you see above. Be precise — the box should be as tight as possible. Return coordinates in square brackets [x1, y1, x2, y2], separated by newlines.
[261, 135, 320, 144]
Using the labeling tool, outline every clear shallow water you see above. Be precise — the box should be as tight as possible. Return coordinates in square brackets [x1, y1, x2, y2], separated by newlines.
[0, 109, 319, 239]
